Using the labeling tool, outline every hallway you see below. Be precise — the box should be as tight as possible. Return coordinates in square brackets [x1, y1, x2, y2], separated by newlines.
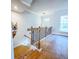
[14, 34, 68, 59]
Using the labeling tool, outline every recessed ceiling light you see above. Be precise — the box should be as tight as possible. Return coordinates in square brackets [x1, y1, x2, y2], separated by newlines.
[14, 5, 18, 10]
[42, 11, 47, 15]
[41, 11, 49, 16]
[42, 12, 46, 15]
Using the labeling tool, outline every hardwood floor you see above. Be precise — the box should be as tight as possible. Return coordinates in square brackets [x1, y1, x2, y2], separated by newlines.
[39, 34, 68, 59]
[14, 34, 68, 59]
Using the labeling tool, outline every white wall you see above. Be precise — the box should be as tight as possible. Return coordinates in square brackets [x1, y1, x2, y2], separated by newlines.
[11, 39, 14, 59]
[40, 9, 68, 34]
[12, 11, 41, 47]
[49, 9, 68, 33]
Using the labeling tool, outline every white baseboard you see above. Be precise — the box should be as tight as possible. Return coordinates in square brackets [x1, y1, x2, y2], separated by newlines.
[52, 32, 68, 37]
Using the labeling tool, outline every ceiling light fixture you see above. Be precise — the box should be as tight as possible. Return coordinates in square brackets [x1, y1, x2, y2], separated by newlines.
[41, 11, 49, 16]
[14, 5, 18, 10]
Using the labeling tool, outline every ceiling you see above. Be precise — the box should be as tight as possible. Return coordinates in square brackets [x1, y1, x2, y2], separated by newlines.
[31, 0, 68, 15]
[12, 0, 68, 15]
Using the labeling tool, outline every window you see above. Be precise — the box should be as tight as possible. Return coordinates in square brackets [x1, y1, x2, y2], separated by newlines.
[60, 15, 68, 32]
